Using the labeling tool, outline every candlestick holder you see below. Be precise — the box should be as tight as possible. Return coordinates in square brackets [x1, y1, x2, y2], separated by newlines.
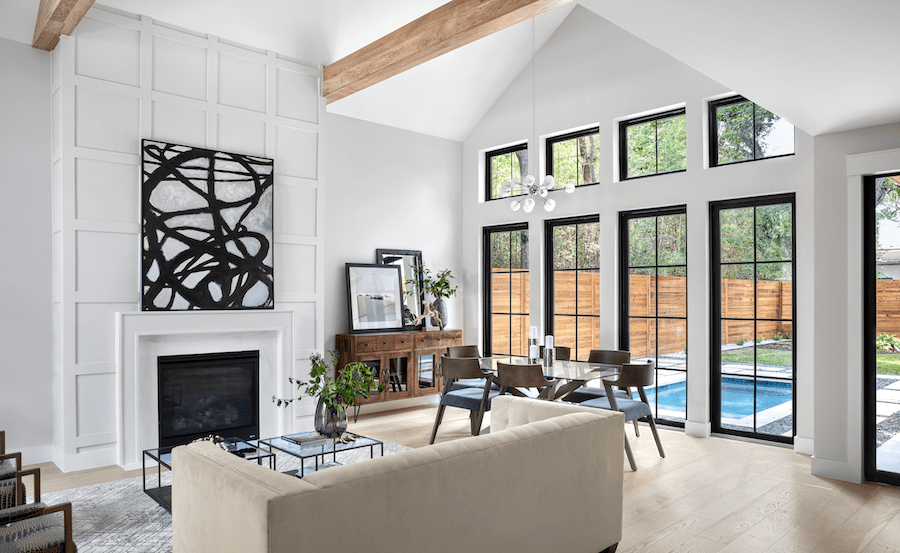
[543, 347, 554, 367]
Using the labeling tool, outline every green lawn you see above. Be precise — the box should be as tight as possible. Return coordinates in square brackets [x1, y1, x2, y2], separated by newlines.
[722, 349, 900, 375]
[877, 353, 900, 375]
[721, 348, 792, 367]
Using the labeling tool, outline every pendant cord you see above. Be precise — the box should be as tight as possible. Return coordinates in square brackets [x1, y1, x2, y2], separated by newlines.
[531, 16, 536, 175]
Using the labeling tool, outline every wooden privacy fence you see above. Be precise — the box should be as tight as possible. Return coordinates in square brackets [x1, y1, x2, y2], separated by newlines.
[491, 271, 798, 359]
[877, 280, 900, 336]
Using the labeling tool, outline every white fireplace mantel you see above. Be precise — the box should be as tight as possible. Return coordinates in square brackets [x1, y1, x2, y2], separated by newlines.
[115, 310, 294, 470]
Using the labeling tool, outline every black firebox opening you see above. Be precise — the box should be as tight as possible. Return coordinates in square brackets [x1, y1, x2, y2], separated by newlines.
[157, 350, 259, 451]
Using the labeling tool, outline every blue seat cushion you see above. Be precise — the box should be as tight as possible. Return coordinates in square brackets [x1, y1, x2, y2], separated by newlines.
[563, 386, 631, 404]
[449, 379, 499, 392]
[580, 396, 652, 422]
[441, 387, 500, 411]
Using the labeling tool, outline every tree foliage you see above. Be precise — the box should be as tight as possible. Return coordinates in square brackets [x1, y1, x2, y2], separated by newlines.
[719, 204, 792, 280]
[626, 115, 686, 178]
[551, 133, 599, 187]
[715, 100, 787, 164]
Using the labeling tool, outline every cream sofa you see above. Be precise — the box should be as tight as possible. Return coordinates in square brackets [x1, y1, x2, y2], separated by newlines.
[172, 396, 624, 553]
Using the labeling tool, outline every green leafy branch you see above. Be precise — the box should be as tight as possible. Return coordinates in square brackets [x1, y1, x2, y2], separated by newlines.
[273, 351, 384, 410]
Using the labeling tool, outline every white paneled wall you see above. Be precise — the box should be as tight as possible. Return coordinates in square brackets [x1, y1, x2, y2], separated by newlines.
[51, 6, 324, 472]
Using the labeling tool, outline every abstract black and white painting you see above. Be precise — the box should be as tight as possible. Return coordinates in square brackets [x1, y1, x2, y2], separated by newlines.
[141, 140, 274, 310]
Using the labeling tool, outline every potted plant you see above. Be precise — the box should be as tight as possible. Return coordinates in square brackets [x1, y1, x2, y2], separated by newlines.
[408, 266, 459, 330]
[274, 351, 384, 438]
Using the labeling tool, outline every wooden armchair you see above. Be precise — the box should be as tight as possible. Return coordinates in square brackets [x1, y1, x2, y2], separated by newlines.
[495, 362, 558, 399]
[0, 499, 75, 553]
[429, 356, 499, 444]
[580, 360, 666, 471]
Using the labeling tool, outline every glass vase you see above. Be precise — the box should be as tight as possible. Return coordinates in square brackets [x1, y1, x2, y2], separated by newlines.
[314, 398, 348, 438]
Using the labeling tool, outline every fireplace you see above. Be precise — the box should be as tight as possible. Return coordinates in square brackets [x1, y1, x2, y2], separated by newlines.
[157, 350, 260, 450]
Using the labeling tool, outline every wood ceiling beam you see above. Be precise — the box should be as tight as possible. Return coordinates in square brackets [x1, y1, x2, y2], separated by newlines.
[33, 0, 96, 51]
[322, 0, 573, 104]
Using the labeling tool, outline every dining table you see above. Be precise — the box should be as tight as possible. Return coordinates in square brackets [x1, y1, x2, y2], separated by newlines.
[478, 356, 623, 401]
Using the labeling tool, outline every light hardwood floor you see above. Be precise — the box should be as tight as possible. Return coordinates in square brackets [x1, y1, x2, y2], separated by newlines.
[23, 405, 900, 553]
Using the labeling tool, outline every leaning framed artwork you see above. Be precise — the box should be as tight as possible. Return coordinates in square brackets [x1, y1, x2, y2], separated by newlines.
[346, 264, 404, 333]
[141, 139, 275, 310]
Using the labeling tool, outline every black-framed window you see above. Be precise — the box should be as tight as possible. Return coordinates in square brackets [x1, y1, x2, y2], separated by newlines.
[545, 215, 600, 361]
[710, 194, 795, 444]
[619, 207, 687, 425]
[864, 174, 900, 486]
[709, 96, 794, 167]
[485, 143, 528, 201]
[546, 128, 600, 189]
[619, 109, 686, 180]
[483, 223, 529, 356]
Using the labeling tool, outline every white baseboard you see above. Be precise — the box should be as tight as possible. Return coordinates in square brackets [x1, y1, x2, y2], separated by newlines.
[810, 456, 863, 483]
[793, 436, 814, 456]
[54, 447, 117, 473]
[685, 420, 711, 438]
[354, 394, 439, 415]
[13, 444, 53, 466]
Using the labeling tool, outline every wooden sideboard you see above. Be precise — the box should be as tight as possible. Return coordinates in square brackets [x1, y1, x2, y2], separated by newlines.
[335, 329, 462, 405]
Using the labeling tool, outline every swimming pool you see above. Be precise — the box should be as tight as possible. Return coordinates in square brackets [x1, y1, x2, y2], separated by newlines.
[645, 376, 792, 420]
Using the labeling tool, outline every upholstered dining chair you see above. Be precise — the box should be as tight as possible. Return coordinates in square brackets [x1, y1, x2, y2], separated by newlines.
[495, 361, 558, 399]
[429, 356, 499, 444]
[0, 481, 75, 553]
[579, 360, 666, 471]
[445, 345, 500, 392]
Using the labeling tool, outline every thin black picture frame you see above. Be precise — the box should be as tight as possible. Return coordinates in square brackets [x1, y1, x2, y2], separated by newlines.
[346, 263, 405, 334]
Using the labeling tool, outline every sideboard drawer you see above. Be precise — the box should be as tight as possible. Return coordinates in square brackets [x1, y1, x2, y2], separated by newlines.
[357, 335, 396, 353]
[394, 334, 415, 349]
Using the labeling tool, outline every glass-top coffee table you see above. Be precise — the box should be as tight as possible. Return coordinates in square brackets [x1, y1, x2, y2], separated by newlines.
[143, 439, 275, 512]
[256, 432, 384, 477]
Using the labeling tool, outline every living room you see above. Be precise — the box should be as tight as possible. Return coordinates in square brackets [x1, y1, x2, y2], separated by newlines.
[3, 1, 900, 552]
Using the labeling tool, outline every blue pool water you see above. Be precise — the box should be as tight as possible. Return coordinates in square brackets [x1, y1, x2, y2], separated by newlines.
[645, 377, 792, 419]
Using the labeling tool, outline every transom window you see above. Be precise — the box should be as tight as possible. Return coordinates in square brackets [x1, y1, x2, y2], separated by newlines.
[709, 96, 794, 167]
[485, 143, 528, 201]
[546, 128, 600, 189]
[545, 215, 601, 361]
[619, 108, 686, 180]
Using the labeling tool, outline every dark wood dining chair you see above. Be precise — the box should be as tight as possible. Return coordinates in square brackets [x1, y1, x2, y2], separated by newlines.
[496, 362, 558, 399]
[538, 345, 571, 361]
[562, 350, 637, 434]
[445, 345, 499, 392]
[579, 360, 666, 471]
[429, 356, 499, 444]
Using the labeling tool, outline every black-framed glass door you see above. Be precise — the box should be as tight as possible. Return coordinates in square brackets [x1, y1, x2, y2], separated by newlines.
[544, 215, 601, 361]
[483, 223, 529, 356]
[865, 174, 900, 485]
[619, 206, 687, 425]
[710, 194, 795, 443]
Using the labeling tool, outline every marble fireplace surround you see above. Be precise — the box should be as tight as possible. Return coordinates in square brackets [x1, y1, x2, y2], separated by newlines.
[115, 310, 294, 471]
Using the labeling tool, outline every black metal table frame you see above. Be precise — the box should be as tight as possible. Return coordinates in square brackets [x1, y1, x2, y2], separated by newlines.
[142, 442, 276, 512]
[258, 434, 384, 476]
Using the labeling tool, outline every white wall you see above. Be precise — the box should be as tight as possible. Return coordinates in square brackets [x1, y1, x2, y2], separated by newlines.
[323, 113, 463, 410]
[462, 7, 815, 448]
[50, 6, 324, 471]
[0, 37, 53, 462]
[811, 122, 900, 482]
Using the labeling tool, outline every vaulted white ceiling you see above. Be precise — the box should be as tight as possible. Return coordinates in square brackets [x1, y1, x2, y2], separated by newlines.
[2, 0, 899, 141]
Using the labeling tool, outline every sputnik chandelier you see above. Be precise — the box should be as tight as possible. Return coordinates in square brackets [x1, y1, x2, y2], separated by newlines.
[501, 175, 574, 212]
[500, 17, 574, 214]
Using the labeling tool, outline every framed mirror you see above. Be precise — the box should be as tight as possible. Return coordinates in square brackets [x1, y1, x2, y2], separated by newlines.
[376, 249, 424, 330]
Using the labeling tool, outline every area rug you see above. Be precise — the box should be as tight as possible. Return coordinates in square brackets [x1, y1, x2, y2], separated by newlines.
[40, 441, 411, 553]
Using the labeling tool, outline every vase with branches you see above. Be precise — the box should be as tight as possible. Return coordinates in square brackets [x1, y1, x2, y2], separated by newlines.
[407, 266, 459, 330]
[274, 351, 384, 438]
